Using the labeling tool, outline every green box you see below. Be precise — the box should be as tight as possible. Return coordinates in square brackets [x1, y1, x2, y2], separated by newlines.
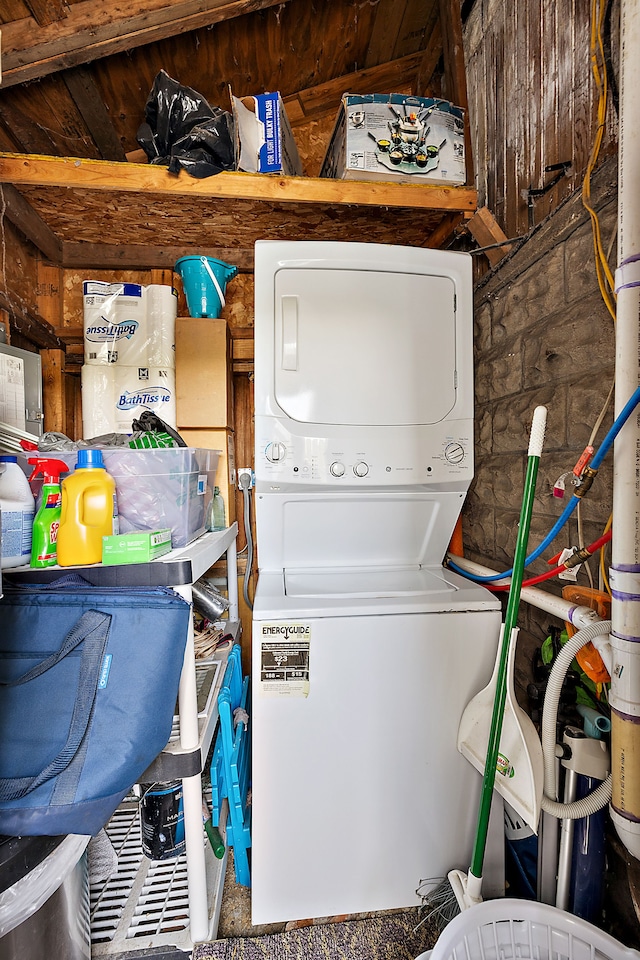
[102, 529, 172, 565]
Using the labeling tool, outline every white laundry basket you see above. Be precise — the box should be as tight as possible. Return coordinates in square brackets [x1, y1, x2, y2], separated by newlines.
[416, 899, 640, 960]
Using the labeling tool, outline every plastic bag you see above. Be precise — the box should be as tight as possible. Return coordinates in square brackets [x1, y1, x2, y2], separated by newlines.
[137, 69, 235, 179]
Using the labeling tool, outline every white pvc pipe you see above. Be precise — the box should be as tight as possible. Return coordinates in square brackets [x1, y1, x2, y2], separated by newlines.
[447, 554, 602, 628]
[611, 0, 640, 860]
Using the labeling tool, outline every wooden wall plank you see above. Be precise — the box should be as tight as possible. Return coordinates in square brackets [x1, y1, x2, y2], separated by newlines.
[464, 0, 610, 238]
[41, 347, 66, 431]
[37, 260, 63, 328]
[365, 0, 409, 66]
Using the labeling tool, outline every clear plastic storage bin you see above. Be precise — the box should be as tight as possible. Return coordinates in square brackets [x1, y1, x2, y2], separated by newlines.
[55, 447, 221, 549]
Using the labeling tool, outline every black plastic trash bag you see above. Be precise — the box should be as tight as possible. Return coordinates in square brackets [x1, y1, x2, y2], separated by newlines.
[137, 69, 235, 178]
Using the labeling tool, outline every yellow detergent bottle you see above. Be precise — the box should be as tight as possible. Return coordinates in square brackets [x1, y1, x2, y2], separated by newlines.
[56, 449, 118, 566]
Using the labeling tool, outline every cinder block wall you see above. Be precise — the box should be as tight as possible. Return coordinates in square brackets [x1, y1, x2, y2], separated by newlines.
[464, 156, 618, 643]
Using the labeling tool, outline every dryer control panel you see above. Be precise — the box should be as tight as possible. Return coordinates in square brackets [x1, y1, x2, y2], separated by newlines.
[255, 416, 473, 487]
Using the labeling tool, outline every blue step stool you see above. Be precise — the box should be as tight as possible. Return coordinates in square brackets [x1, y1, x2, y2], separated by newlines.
[210, 644, 251, 886]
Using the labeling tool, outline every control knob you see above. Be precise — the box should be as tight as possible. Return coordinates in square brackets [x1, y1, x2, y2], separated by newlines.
[265, 442, 286, 463]
[444, 442, 465, 465]
[330, 461, 346, 477]
[353, 461, 369, 478]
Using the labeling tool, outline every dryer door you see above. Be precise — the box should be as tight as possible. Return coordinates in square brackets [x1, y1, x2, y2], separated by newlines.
[273, 267, 457, 426]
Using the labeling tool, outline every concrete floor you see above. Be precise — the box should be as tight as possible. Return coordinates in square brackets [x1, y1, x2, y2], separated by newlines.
[216, 849, 284, 940]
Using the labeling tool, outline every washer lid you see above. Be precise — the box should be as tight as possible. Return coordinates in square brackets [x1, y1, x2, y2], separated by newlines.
[253, 566, 501, 619]
[284, 565, 454, 598]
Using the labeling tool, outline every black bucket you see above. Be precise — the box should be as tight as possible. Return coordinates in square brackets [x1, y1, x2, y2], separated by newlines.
[140, 782, 185, 860]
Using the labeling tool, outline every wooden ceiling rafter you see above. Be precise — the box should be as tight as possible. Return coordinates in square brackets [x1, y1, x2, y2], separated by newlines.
[62, 66, 127, 162]
[0, 181, 63, 262]
[1, 0, 295, 87]
[0, 288, 66, 350]
[23, 0, 68, 28]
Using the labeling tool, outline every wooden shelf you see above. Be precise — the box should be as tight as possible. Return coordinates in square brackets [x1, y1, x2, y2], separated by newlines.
[0, 153, 476, 269]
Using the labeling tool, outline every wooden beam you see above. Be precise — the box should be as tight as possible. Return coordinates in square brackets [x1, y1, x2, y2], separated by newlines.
[438, 0, 474, 184]
[0, 155, 478, 214]
[24, 0, 68, 28]
[61, 242, 255, 271]
[415, 19, 443, 95]
[1, 0, 294, 87]
[62, 66, 127, 162]
[284, 52, 424, 126]
[424, 211, 464, 248]
[41, 348, 66, 433]
[465, 206, 513, 267]
[0, 183, 63, 263]
[0, 290, 66, 350]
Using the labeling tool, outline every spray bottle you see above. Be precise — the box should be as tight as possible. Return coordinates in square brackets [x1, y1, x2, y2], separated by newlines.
[56, 449, 118, 566]
[28, 458, 69, 568]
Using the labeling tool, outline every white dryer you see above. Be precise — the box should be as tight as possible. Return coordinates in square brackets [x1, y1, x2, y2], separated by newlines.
[251, 241, 503, 924]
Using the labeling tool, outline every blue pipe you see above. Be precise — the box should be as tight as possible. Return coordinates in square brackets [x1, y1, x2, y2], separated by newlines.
[449, 384, 640, 584]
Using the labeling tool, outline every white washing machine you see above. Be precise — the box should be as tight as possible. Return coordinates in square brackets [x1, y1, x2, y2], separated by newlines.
[251, 241, 503, 924]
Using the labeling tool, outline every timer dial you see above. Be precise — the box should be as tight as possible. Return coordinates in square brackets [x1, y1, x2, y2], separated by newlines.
[444, 442, 465, 465]
[265, 442, 286, 463]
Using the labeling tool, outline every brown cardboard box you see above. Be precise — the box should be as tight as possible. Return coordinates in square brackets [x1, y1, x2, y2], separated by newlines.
[178, 428, 236, 526]
[175, 318, 234, 428]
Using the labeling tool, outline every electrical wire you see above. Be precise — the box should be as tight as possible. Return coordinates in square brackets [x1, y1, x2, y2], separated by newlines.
[582, 0, 617, 322]
[448, 384, 640, 583]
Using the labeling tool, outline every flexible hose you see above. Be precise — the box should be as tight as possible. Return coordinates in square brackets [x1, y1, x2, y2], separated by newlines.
[488, 529, 612, 591]
[238, 475, 254, 611]
[448, 384, 640, 584]
[540, 619, 612, 819]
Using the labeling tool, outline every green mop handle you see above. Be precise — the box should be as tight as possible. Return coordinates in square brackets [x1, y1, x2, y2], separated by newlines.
[469, 405, 547, 881]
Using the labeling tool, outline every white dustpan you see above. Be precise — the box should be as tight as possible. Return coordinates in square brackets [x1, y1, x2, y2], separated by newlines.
[457, 624, 544, 831]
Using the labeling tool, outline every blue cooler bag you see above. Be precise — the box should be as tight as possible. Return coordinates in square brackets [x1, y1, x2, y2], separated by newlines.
[0, 578, 191, 837]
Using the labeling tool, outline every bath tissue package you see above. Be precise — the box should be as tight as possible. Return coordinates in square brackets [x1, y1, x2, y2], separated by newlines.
[83, 281, 176, 367]
[81, 364, 177, 436]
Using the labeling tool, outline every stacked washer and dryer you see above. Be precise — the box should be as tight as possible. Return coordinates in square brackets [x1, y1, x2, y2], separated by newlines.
[250, 241, 504, 924]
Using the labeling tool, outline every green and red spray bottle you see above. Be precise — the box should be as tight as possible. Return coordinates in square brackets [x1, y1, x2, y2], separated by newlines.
[28, 457, 69, 568]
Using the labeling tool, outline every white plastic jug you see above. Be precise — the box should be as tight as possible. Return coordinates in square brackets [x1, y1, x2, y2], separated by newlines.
[0, 455, 35, 568]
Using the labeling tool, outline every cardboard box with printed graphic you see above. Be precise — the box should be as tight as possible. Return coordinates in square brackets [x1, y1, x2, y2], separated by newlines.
[320, 93, 466, 186]
[230, 89, 303, 176]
